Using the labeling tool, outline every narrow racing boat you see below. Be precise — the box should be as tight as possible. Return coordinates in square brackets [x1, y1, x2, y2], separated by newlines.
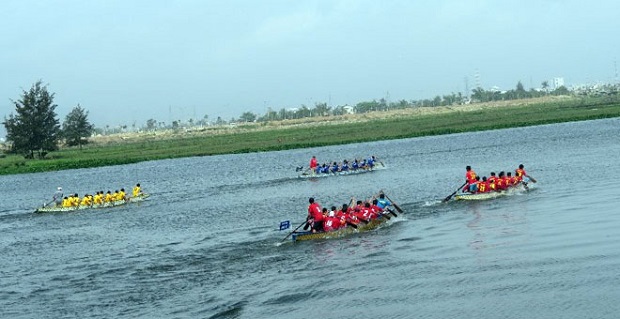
[454, 182, 532, 201]
[298, 161, 387, 179]
[34, 193, 150, 213]
[290, 215, 390, 242]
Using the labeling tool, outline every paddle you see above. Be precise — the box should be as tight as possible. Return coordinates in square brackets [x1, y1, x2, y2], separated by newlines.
[381, 191, 403, 214]
[282, 219, 309, 242]
[521, 181, 530, 191]
[346, 221, 358, 229]
[43, 199, 55, 208]
[527, 175, 537, 183]
[443, 181, 468, 202]
[386, 207, 398, 218]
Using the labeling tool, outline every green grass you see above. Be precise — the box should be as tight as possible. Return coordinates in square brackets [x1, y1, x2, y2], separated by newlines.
[2, 97, 620, 175]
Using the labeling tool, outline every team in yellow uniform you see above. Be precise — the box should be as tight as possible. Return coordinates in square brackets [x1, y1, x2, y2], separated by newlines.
[54, 184, 145, 208]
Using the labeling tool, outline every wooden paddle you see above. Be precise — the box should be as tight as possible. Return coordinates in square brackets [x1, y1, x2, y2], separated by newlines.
[386, 208, 398, 218]
[381, 191, 403, 214]
[302, 219, 311, 230]
[346, 222, 358, 229]
[43, 199, 55, 207]
[282, 219, 309, 242]
[526, 175, 537, 183]
[443, 181, 468, 202]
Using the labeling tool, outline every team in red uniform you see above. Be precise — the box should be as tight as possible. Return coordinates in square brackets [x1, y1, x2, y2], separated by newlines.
[460, 164, 536, 194]
[303, 193, 393, 234]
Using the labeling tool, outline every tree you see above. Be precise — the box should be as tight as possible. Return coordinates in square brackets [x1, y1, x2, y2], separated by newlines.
[313, 102, 331, 116]
[541, 81, 549, 92]
[62, 104, 94, 148]
[551, 85, 570, 96]
[3, 80, 61, 158]
[238, 111, 257, 122]
[146, 118, 157, 131]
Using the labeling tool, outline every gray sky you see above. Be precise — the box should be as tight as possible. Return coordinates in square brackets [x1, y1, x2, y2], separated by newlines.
[2, 0, 619, 134]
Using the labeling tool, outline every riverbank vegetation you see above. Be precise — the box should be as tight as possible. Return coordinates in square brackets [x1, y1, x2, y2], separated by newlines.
[2, 95, 620, 175]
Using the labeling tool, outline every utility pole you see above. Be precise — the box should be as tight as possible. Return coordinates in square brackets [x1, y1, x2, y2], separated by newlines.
[464, 76, 469, 97]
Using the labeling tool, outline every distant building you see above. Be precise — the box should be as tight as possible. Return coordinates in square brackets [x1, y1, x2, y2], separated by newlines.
[553, 77, 565, 89]
[342, 105, 355, 114]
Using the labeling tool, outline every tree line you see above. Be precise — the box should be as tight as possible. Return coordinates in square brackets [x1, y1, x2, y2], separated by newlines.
[4, 79, 617, 160]
[2, 80, 93, 159]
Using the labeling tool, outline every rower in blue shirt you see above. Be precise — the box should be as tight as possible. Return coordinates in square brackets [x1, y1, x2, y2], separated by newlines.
[330, 162, 339, 173]
[367, 156, 375, 169]
[376, 193, 392, 209]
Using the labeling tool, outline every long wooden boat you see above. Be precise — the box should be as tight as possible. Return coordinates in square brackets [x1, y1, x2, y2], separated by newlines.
[290, 213, 392, 242]
[454, 183, 531, 201]
[298, 162, 387, 179]
[34, 193, 150, 213]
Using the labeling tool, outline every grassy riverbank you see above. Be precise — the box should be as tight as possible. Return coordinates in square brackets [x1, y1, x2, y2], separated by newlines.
[2, 96, 620, 175]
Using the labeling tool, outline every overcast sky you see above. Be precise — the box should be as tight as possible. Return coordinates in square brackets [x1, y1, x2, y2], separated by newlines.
[2, 0, 619, 134]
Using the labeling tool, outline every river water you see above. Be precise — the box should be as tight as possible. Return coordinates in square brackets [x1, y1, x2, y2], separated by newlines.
[1, 118, 619, 319]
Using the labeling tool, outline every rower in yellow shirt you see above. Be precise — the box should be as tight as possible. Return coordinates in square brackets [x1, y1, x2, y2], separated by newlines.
[80, 194, 93, 207]
[132, 183, 142, 197]
[93, 191, 104, 205]
[62, 196, 72, 208]
[104, 191, 114, 203]
[71, 194, 80, 207]
[117, 188, 127, 201]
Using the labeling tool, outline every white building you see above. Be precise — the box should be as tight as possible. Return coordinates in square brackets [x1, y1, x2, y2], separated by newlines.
[553, 77, 565, 89]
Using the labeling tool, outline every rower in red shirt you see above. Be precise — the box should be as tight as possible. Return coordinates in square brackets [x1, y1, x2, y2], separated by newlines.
[487, 172, 497, 191]
[309, 156, 318, 172]
[307, 197, 324, 232]
[323, 207, 342, 231]
[370, 199, 383, 219]
[496, 171, 508, 190]
[477, 176, 490, 193]
[464, 165, 478, 192]
[515, 164, 537, 183]
[506, 172, 517, 187]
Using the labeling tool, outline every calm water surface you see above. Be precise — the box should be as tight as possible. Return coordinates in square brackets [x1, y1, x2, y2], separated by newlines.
[1, 118, 619, 318]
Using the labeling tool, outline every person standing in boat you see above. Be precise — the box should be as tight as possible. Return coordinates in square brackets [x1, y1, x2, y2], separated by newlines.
[309, 156, 318, 173]
[464, 166, 478, 193]
[52, 187, 63, 207]
[307, 197, 324, 233]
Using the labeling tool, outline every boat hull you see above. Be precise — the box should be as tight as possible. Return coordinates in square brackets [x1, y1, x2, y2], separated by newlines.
[291, 215, 389, 242]
[34, 193, 150, 213]
[298, 162, 386, 179]
[454, 183, 531, 201]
